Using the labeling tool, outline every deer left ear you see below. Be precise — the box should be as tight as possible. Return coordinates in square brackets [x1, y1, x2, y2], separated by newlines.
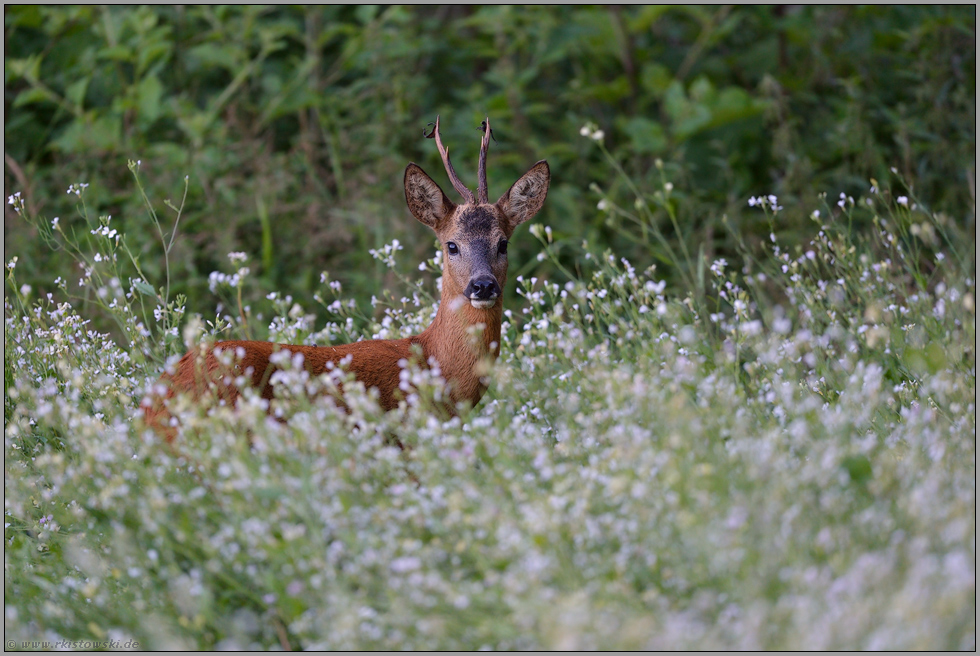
[405, 163, 455, 231]
[496, 160, 550, 233]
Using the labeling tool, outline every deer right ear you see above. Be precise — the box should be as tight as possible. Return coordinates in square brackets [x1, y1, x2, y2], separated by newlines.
[496, 160, 550, 234]
[405, 163, 455, 230]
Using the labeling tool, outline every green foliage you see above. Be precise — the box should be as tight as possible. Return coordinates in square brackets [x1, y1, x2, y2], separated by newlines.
[3, 10, 976, 646]
[3, 171, 975, 648]
[4, 6, 975, 334]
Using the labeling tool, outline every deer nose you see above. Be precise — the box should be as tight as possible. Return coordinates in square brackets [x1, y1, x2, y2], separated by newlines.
[465, 275, 500, 300]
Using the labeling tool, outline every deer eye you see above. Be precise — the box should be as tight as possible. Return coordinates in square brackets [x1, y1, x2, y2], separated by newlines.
[446, 241, 459, 255]
[498, 240, 508, 255]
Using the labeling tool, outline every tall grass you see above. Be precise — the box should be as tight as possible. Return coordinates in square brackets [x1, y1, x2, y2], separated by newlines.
[4, 145, 975, 649]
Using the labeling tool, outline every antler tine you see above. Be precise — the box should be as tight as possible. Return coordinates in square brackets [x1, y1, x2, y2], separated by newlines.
[476, 116, 491, 204]
[427, 115, 475, 204]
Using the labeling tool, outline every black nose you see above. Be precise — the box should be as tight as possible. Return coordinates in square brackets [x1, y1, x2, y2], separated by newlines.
[465, 276, 501, 300]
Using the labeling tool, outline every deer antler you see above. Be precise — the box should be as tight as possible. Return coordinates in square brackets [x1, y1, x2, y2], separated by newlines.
[477, 117, 493, 204]
[424, 115, 475, 204]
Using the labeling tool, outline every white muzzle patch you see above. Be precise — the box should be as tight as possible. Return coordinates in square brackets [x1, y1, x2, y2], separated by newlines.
[469, 297, 496, 309]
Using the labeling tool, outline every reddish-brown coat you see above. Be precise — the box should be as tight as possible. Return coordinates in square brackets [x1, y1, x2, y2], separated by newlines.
[142, 116, 547, 443]
[142, 265, 504, 441]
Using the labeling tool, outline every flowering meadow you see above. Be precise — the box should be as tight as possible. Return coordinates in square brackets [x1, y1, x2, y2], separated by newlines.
[4, 146, 975, 651]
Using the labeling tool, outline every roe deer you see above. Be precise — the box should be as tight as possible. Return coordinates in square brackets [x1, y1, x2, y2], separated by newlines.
[142, 116, 550, 441]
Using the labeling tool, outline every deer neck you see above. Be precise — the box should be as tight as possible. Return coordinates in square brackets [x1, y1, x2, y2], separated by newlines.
[416, 275, 503, 407]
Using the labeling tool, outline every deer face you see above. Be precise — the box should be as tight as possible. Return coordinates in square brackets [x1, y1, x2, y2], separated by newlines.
[438, 204, 510, 309]
[404, 160, 550, 310]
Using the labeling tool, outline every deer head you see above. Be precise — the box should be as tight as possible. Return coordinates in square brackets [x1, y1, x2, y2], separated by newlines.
[404, 116, 550, 310]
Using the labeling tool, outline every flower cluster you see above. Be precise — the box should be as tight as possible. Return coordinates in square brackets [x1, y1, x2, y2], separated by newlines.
[369, 239, 404, 269]
[747, 194, 783, 212]
[4, 174, 974, 651]
[579, 123, 605, 142]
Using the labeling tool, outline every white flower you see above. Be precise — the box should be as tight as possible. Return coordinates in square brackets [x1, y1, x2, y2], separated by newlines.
[579, 123, 604, 142]
[390, 556, 421, 573]
[7, 192, 23, 214]
[811, 210, 820, 219]
[897, 196, 909, 206]
[710, 258, 728, 276]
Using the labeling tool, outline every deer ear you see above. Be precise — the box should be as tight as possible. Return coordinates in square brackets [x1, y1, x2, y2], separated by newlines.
[405, 163, 455, 230]
[496, 160, 550, 233]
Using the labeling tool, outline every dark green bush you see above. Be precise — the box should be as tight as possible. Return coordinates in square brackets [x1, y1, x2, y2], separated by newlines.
[5, 5, 975, 331]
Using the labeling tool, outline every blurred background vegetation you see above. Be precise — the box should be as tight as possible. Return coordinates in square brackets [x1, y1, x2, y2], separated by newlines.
[4, 5, 975, 329]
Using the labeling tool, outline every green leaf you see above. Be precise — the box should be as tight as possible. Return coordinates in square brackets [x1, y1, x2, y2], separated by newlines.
[620, 116, 668, 155]
[51, 114, 122, 154]
[6, 55, 42, 82]
[133, 280, 156, 296]
[97, 44, 133, 62]
[65, 79, 89, 110]
[186, 43, 242, 72]
[136, 75, 164, 126]
[640, 62, 673, 98]
[13, 87, 54, 108]
[841, 455, 873, 486]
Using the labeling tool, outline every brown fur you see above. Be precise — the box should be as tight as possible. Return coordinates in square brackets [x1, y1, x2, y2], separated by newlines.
[142, 123, 549, 442]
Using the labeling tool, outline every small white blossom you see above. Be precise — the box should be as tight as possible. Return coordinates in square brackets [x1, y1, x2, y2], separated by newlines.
[579, 122, 604, 142]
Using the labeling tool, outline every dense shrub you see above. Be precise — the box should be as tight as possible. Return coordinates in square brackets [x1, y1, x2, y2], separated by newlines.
[5, 6, 975, 327]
